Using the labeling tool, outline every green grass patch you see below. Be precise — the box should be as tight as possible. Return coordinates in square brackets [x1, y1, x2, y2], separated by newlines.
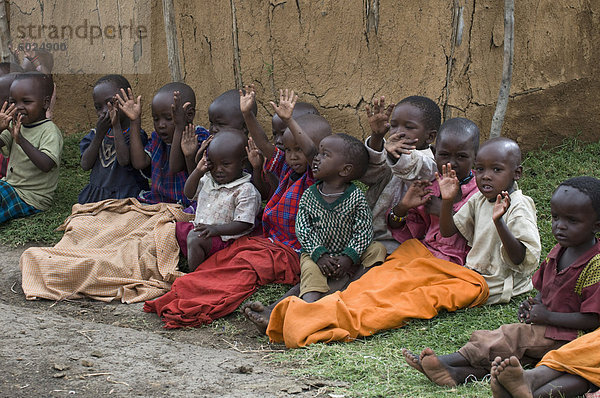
[2, 135, 600, 397]
[270, 137, 600, 398]
[0, 131, 89, 245]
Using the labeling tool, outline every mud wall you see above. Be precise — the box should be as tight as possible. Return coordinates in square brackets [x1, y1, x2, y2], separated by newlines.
[9, 0, 600, 150]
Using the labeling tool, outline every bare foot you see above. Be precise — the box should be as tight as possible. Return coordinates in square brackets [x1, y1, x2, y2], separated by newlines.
[496, 356, 533, 398]
[420, 348, 458, 387]
[402, 348, 425, 374]
[242, 301, 271, 334]
[490, 356, 511, 398]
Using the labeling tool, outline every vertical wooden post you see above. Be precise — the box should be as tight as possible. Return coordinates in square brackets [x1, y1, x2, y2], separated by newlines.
[0, 0, 12, 62]
[162, 0, 182, 82]
[490, 0, 514, 138]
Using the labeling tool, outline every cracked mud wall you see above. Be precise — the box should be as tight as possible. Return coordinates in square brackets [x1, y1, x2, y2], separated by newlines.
[9, 1, 600, 150]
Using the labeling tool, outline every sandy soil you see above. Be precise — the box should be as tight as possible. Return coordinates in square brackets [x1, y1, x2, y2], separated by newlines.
[0, 245, 343, 397]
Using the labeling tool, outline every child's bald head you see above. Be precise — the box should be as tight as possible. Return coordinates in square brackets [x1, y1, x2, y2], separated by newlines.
[209, 88, 254, 135]
[158, 82, 196, 107]
[479, 137, 521, 169]
[293, 113, 332, 146]
[206, 129, 248, 184]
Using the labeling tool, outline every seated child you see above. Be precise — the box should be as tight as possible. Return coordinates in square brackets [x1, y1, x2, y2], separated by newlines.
[403, 175, 600, 387]
[173, 87, 259, 255]
[243, 117, 485, 347]
[128, 82, 208, 207]
[143, 87, 332, 328]
[78, 74, 150, 204]
[183, 130, 261, 272]
[296, 133, 386, 302]
[491, 327, 600, 398]
[361, 95, 439, 254]
[389, 117, 480, 265]
[0, 72, 63, 223]
[0, 71, 19, 178]
[438, 136, 541, 304]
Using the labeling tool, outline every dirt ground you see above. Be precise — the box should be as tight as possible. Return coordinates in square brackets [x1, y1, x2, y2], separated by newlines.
[0, 245, 344, 397]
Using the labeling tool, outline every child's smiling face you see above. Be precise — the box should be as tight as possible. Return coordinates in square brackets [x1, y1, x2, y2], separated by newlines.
[389, 103, 435, 150]
[282, 129, 308, 174]
[551, 186, 600, 248]
[9, 78, 48, 125]
[151, 91, 175, 144]
[474, 142, 521, 200]
[434, 132, 476, 182]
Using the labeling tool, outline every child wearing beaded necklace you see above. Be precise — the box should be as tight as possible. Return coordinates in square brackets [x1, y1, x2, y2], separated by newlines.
[78, 74, 149, 203]
[295, 133, 386, 302]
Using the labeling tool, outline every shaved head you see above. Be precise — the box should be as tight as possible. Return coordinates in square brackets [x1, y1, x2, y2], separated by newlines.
[479, 137, 521, 167]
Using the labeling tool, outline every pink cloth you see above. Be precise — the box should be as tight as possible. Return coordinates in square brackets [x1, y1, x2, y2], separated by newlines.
[390, 176, 478, 265]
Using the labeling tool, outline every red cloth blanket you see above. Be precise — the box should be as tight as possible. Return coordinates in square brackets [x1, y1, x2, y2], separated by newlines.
[144, 236, 300, 328]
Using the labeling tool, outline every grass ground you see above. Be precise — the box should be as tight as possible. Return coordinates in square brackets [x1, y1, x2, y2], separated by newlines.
[2, 133, 599, 397]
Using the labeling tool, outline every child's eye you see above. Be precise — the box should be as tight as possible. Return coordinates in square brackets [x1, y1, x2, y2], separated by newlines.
[493, 168, 502, 172]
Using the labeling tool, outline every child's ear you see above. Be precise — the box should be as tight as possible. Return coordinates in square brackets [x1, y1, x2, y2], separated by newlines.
[594, 219, 600, 234]
[43, 95, 51, 111]
[185, 105, 196, 123]
[339, 163, 353, 178]
[513, 165, 523, 181]
[426, 130, 437, 145]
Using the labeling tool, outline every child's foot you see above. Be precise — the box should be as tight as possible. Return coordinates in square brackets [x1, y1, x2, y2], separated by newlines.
[420, 348, 458, 387]
[242, 301, 271, 334]
[490, 357, 511, 398]
[495, 356, 533, 398]
[402, 348, 426, 374]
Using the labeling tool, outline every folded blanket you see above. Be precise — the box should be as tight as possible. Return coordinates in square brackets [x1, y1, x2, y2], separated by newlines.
[538, 327, 600, 387]
[267, 239, 489, 348]
[144, 235, 301, 328]
[20, 198, 192, 303]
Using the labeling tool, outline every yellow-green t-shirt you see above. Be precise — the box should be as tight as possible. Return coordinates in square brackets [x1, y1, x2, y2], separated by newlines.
[0, 119, 63, 210]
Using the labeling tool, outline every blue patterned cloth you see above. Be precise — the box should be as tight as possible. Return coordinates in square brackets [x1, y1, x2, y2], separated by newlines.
[0, 180, 40, 224]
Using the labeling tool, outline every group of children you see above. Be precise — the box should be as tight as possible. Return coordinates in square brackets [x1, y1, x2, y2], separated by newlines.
[3, 65, 599, 397]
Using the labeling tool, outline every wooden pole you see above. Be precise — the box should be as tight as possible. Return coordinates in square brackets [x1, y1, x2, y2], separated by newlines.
[490, 0, 514, 138]
[162, 0, 182, 82]
[0, 0, 11, 62]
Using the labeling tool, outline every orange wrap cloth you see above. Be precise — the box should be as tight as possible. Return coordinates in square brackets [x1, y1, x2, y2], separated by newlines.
[20, 198, 192, 303]
[267, 239, 489, 348]
[537, 327, 600, 387]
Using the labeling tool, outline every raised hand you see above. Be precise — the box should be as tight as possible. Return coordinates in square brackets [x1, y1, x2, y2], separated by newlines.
[269, 89, 297, 122]
[317, 255, 339, 277]
[171, 91, 191, 129]
[365, 96, 393, 137]
[401, 180, 433, 210]
[384, 132, 418, 159]
[246, 137, 264, 170]
[239, 84, 256, 114]
[493, 191, 511, 222]
[193, 223, 219, 239]
[194, 135, 213, 165]
[181, 124, 198, 158]
[435, 164, 460, 201]
[0, 101, 16, 131]
[10, 113, 24, 144]
[115, 88, 142, 121]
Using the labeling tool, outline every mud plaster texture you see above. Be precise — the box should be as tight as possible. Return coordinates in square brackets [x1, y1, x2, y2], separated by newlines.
[0, 245, 347, 397]
[9, 1, 600, 150]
